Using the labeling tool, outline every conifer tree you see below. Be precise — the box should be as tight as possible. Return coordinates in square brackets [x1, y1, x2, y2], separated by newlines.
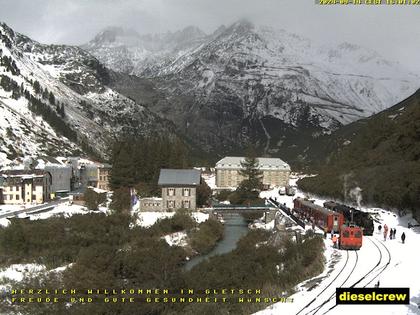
[33, 80, 40, 94]
[59, 104, 65, 118]
[238, 148, 263, 196]
[48, 91, 55, 105]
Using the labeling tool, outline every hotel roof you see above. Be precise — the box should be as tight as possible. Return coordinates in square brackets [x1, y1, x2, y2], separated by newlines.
[215, 156, 290, 171]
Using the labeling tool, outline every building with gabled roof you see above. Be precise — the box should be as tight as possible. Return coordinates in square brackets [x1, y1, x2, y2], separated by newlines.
[215, 156, 290, 189]
[158, 169, 201, 211]
[0, 169, 52, 204]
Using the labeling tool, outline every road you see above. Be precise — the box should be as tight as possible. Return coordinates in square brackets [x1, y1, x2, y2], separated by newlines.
[0, 198, 69, 219]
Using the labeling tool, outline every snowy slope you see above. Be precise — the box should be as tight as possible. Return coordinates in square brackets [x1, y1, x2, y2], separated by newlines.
[0, 97, 79, 167]
[0, 22, 172, 163]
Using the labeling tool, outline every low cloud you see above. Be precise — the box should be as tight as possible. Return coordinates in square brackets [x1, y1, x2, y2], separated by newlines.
[0, 0, 419, 71]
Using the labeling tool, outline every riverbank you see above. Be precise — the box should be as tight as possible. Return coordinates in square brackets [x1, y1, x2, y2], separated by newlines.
[185, 215, 249, 270]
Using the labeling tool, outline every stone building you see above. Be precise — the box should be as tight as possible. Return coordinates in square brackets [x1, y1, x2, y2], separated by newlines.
[158, 169, 201, 211]
[215, 157, 290, 189]
[139, 197, 163, 212]
[0, 170, 52, 205]
[97, 163, 111, 191]
[79, 162, 111, 191]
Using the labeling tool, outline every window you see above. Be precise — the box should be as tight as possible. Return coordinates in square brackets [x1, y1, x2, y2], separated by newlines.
[183, 188, 190, 197]
[167, 188, 175, 196]
[167, 200, 175, 209]
[16, 195, 19, 200]
[183, 200, 190, 209]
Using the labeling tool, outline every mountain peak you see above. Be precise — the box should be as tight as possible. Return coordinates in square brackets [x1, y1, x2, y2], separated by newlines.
[228, 19, 255, 33]
[91, 26, 140, 45]
[170, 25, 206, 44]
[338, 42, 361, 51]
[178, 25, 206, 38]
[0, 21, 16, 45]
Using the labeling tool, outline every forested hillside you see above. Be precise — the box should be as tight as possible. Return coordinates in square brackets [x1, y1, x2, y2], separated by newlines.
[299, 89, 420, 220]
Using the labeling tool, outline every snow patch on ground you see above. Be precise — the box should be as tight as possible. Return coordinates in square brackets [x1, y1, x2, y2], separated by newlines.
[0, 264, 46, 283]
[28, 204, 107, 221]
[135, 212, 176, 227]
[135, 211, 209, 228]
[250, 220, 275, 230]
[0, 218, 10, 227]
[191, 212, 209, 224]
[163, 231, 189, 247]
[202, 172, 216, 190]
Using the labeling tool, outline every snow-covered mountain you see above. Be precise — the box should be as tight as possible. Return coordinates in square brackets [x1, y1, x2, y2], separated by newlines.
[0, 22, 172, 166]
[82, 25, 208, 75]
[86, 20, 420, 157]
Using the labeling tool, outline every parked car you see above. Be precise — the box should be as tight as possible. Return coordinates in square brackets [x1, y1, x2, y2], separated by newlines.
[279, 187, 286, 195]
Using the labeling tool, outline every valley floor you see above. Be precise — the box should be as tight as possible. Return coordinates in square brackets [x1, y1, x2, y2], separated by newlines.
[0, 174, 419, 315]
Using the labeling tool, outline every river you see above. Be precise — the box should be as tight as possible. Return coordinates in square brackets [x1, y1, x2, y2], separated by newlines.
[184, 215, 250, 271]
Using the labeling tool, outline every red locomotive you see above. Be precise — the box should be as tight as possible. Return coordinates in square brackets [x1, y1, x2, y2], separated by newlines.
[293, 197, 363, 250]
[339, 224, 363, 250]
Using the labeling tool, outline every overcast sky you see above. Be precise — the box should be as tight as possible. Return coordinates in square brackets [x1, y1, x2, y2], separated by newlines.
[1, 0, 420, 71]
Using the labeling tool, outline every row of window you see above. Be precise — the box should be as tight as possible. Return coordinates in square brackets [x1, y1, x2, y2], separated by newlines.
[4, 185, 41, 192]
[167, 188, 191, 197]
[3, 194, 36, 201]
[143, 202, 161, 207]
[6, 186, 21, 192]
[167, 200, 191, 209]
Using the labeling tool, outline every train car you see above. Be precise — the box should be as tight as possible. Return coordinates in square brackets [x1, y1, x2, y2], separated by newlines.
[323, 201, 374, 236]
[293, 197, 344, 233]
[339, 224, 363, 250]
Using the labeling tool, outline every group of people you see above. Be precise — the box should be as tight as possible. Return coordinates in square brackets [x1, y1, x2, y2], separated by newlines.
[378, 224, 406, 243]
[389, 228, 397, 239]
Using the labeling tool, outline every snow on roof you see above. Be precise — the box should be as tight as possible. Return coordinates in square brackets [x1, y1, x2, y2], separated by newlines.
[215, 156, 290, 171]
[87, 186, 107, 194]
[158, 169, 201, 186]
[0, 169, 50, 178]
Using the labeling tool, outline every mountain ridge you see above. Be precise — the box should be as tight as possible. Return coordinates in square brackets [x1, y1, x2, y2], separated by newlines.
[86, 20, 419, 159]
[0, 21, 176, 166]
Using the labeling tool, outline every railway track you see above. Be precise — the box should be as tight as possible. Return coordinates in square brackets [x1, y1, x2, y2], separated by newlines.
[295, 249, 359, 315]
[361, 238, 391, 287]
[306, 250, 359, 315]
[318, 236, 391, 315]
